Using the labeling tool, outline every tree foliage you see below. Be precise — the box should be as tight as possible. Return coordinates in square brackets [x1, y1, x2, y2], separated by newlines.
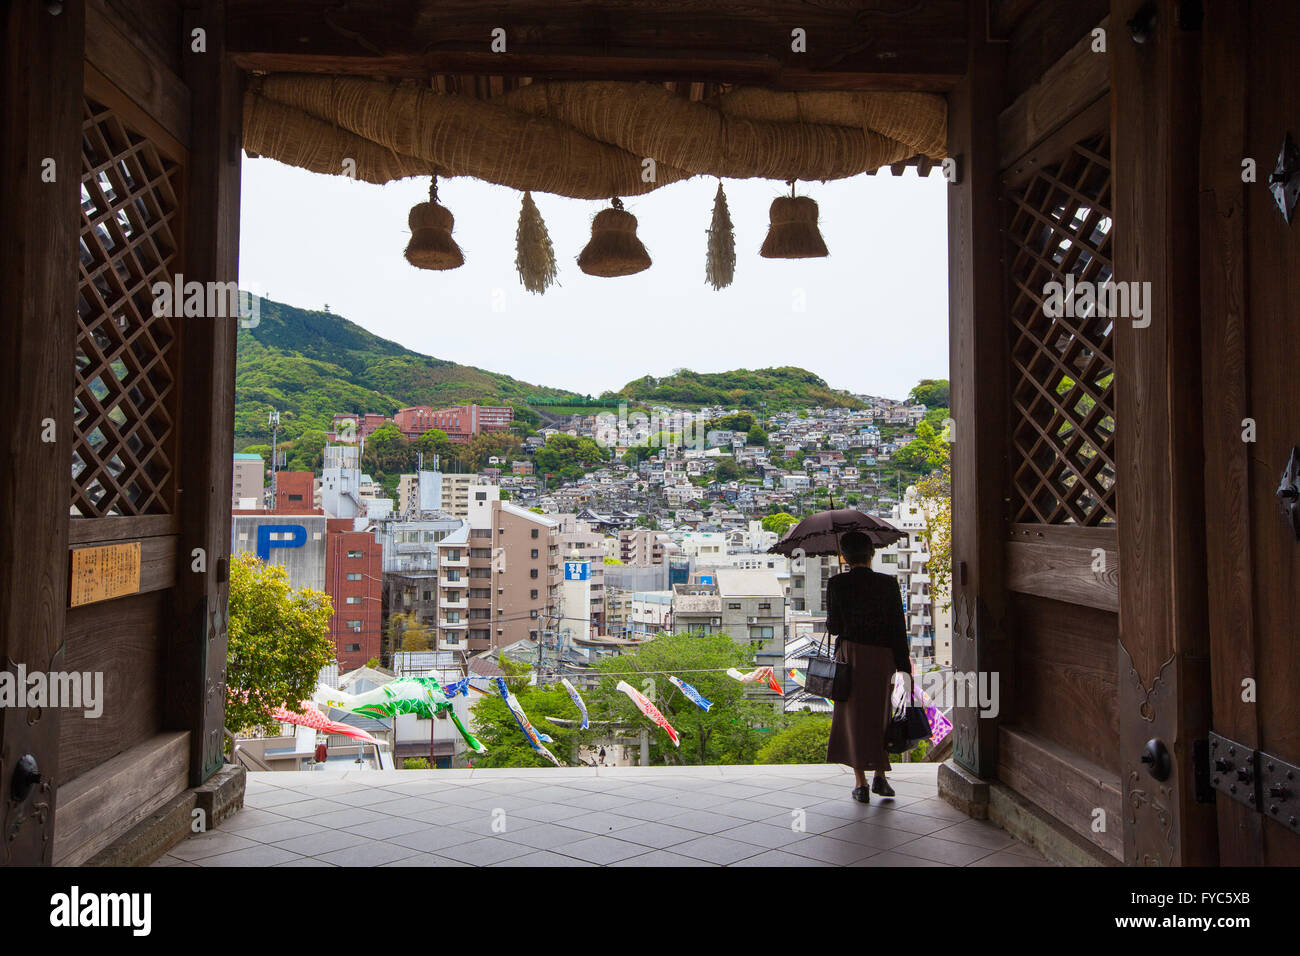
[613, 366, 864, 411]
[762, 511, 799, 536]
[890, 420, 948, 473]
[534, 433, 604, 482]
[469, 658, 590, 769]
[226, 553, 336, 733]
[757, 713, 832, 764]
[916, 460, 953, 613]
[235, 296, 580, 441]
[714, 457, 740, 482]
[908, 378, 950, 408]
[588, 632, 778, 766]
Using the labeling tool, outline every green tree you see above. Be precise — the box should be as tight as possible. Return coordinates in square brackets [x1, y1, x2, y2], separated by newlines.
[714, 457, 740, 482]
[589, 632, 775, 766]
[225, 553, 335, 733]
[535, 433, 605, 475]
[411, 428, 453, 466]
[762, 511, 799, 536]
[746, 425, 768, 447]
[363, 423, 412, 475]
[757, 713, 832, 763]
[284, 428, 327, 472]
[469, 658, 590, 768]
[917, 460, 953, 613]
[464, 431, 522, 471]
[891, 420, 947, 473]
[707, 412, 755, 433]
[908, 378, 950, 408]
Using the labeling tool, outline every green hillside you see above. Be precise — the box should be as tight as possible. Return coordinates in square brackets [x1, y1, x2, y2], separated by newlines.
[235, 297, 579, 442]
[607, 366, 866, 411]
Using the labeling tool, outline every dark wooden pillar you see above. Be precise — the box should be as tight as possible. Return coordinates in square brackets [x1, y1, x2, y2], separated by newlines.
[0, 0, 84, 865]
[167, 0, 242, 786]
[947, 7, 1010, 779]
[1196, 0, 1260, 867]
[1110, 0, 1216, 865]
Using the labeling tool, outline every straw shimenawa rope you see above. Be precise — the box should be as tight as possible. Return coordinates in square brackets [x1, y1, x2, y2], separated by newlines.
[243, 76, 946, 199]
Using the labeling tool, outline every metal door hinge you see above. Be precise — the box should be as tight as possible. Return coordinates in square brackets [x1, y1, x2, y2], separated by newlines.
[1207, 732, 1256, 808]
[1205, 731, 1300, 832]
[1259, 753, 1300, 832]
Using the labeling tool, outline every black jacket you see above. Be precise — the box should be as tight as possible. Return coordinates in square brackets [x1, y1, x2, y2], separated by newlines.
[825, 567, 910, 672]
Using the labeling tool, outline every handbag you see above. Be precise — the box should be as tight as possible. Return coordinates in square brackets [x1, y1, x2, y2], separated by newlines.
[884, 684, 932, 754]
[804, 635, 851, 702]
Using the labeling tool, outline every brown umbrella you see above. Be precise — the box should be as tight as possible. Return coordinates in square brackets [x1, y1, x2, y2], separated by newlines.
[767, 508, 906, 558]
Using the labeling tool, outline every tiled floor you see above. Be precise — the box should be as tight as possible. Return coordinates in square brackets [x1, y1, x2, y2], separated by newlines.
[154, 763, 1051, 867]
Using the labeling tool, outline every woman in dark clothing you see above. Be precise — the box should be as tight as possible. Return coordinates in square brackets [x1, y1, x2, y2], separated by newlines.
[824, 530, 911, 803]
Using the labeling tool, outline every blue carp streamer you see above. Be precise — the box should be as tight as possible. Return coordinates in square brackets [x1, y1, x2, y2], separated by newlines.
[561, 678, 590, 729]
[668, 675, 712, 711]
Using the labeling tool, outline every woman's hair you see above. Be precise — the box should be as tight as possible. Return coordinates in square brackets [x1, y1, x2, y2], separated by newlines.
[839, 530, 876, 566]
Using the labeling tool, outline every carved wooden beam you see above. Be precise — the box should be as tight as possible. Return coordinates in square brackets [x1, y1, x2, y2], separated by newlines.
[226, 0, 968, 90]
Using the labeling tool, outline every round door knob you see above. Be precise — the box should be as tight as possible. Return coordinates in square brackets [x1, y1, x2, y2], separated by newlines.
[1141, 738, 1172, 781]
[11, 754, 41, 801]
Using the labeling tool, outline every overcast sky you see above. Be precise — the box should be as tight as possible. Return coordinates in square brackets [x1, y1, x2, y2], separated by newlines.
[238, 157, 949, 401]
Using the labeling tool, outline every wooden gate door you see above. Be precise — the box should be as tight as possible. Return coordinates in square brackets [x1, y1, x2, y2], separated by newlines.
[1200, 0, 1300, 867]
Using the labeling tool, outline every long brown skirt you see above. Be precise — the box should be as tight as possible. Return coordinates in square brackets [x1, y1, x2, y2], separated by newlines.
[825, 642, 896, 773]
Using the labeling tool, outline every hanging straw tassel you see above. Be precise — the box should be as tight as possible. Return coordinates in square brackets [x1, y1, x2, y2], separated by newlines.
[705, 181, 736, 290]
[760, 181, 828, 259]
[577, 198, 651, 277]
[405, 176, 464, 271]
[515, 191, 558, 294]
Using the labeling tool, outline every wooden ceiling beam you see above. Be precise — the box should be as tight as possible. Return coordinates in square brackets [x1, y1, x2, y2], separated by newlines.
[226, 0, 968, 90]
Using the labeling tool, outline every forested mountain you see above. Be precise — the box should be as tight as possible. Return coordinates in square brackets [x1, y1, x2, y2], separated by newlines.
[235, 297, 579, 441]
[608, 366, 866, 411]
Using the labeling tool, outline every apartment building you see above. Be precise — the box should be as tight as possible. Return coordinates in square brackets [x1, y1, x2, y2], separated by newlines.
[396, 470, 444, 515]
[786, 554, 838, 614]
[231, 452, 264, 509]
[325, 518, 383, 670]
[556, 514, 605, 633]
[618, 528, 674, 565]
[873, 486, 952, 667]
[713, 568, 787, 681]
[435, 498, 561, 654]
[624, 590, 673, 637]
[440, 473, 497, 518]
[330, 412, 389, 442]
[393, 404, 513, 442]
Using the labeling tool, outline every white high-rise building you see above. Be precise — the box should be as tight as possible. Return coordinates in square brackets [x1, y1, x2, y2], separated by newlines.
[321, 444, 363, 519]
[872, 485, 952, 667]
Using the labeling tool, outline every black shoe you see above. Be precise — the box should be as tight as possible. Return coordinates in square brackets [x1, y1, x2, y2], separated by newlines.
[871, 776, 895, 797]
[851, 786, 871, 803]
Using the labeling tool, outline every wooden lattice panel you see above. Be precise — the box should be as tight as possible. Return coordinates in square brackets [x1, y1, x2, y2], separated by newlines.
[73, 95, 182, 517]
[1006, 132, 1116, 526]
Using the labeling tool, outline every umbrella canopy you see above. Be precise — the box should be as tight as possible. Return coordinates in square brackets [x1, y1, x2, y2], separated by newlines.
[767, 508, 907, 557]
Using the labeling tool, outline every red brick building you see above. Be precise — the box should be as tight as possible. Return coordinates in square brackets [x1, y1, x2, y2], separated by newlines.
[330, 412, 389, 442]
[273, 470, 319, 513]
[393, 404, 513, 443]
[325, 518, 383, 669]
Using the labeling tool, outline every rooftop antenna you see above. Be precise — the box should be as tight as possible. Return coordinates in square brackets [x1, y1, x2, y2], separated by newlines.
[268, 408, 280, 506]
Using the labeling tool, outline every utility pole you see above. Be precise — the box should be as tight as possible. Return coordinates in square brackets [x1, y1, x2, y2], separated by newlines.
[268, 408, 280, 508]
